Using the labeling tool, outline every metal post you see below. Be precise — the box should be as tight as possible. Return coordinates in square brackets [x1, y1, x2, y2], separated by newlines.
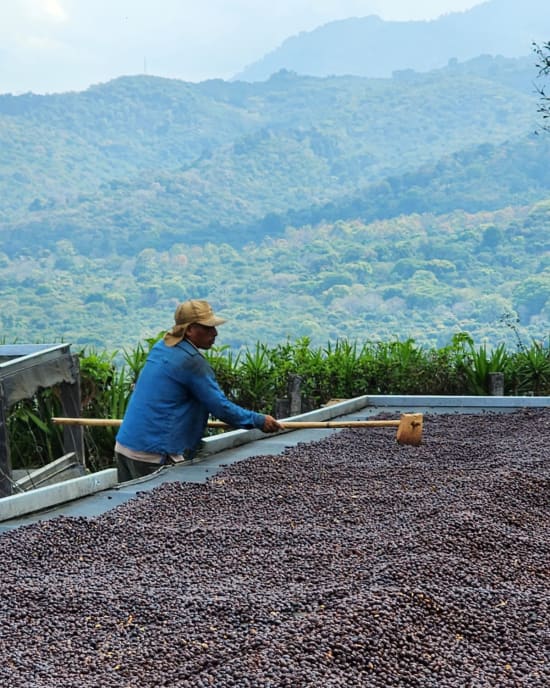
[288, 374, 303, 416]
[0, 384, 12, 497]
[59, 355, 85, 468]
[488, 372, 505, 396]
[275, 398, 290, 418]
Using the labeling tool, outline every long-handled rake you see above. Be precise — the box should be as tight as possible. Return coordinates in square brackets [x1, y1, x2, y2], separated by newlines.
[52, 413, 423, 446]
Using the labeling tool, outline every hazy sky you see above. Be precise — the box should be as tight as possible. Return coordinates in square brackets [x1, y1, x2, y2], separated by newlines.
[0, 0, 485, 94]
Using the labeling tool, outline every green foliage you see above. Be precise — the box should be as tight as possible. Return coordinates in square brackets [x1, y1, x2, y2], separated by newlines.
[457, 335, 511, 395]
[204, 345, 242, 399]
[76, 349, 121, 471]
[0, 57, 545, 252]
[512, 272, 550, 319]
[323, 340, 367, 398]
[225, 342, 278, 411]
[121, 333, 164, 386]
[1, 199, 549, 355]
[7, 389, 65, 471]
[7, 332, 550, 475]
[79, 349, 118, 415]
[534, 41, 550, 132]
[509, 338, 550, 395]
[266, 337, 327, 403]
[1, 57, 550, 353]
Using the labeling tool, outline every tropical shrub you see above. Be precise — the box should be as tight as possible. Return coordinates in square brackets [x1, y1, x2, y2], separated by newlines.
[5, 331, 549, 474]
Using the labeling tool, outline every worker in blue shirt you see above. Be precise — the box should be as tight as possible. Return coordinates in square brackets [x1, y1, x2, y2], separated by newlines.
[115, 299, 282, 482]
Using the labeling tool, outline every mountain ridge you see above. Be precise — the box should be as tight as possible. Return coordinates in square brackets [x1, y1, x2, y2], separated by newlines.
[234, 0, 550, 82]
[0, 55, 539, 233]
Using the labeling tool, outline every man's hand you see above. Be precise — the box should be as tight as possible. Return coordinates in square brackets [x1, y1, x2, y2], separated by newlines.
[262, 415, 283, 433]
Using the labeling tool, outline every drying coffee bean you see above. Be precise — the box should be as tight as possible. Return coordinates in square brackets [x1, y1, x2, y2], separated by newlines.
[0, 409, 548, 686]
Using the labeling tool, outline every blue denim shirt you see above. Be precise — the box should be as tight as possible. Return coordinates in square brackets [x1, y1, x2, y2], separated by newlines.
[116, 339, 265, 458]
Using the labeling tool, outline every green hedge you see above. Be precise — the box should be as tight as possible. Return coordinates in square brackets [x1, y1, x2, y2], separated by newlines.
[7, 331, 549, 473]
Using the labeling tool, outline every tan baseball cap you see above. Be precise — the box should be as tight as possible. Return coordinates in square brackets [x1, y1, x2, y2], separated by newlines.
[164, 300, 226, 346]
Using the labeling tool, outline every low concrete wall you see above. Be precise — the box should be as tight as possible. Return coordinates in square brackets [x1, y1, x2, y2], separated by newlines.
[15, 453, 84, 491]
[200, 395, 371, 455]
[0, 469, 117, 522]
[361, 395, 550, 409]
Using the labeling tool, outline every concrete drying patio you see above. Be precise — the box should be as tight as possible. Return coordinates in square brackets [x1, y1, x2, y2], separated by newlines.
[1, 394, 548, 530]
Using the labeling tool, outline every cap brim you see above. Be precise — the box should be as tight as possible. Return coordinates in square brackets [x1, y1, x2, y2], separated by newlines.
[198, 316, 226, 327]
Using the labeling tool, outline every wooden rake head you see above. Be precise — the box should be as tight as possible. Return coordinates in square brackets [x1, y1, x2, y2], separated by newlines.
[395, 413, 423, 446]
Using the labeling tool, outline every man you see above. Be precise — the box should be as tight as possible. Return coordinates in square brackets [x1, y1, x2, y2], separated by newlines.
[115, 299, 282, 482]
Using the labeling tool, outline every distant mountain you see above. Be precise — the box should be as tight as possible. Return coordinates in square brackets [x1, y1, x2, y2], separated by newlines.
[234, 0, 550, 82]
[0, 54, 549, 352]
[0, 56, 541, 255]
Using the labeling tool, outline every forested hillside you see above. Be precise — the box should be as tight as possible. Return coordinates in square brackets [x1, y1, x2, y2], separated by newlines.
[0, 55, 548, 353]
[1, 199, 549, 352]
[0, 56, 540, 248]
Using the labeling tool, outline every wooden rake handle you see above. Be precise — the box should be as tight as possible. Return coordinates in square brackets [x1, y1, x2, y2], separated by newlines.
[211, 419, 401, 429]
[52, 417, 406, 429]
[53, 418, 122, 427]
[52, 413, 423, 445]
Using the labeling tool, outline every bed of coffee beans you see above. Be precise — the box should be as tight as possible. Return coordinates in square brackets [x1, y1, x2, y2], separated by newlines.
[0, 408, 548, 687]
